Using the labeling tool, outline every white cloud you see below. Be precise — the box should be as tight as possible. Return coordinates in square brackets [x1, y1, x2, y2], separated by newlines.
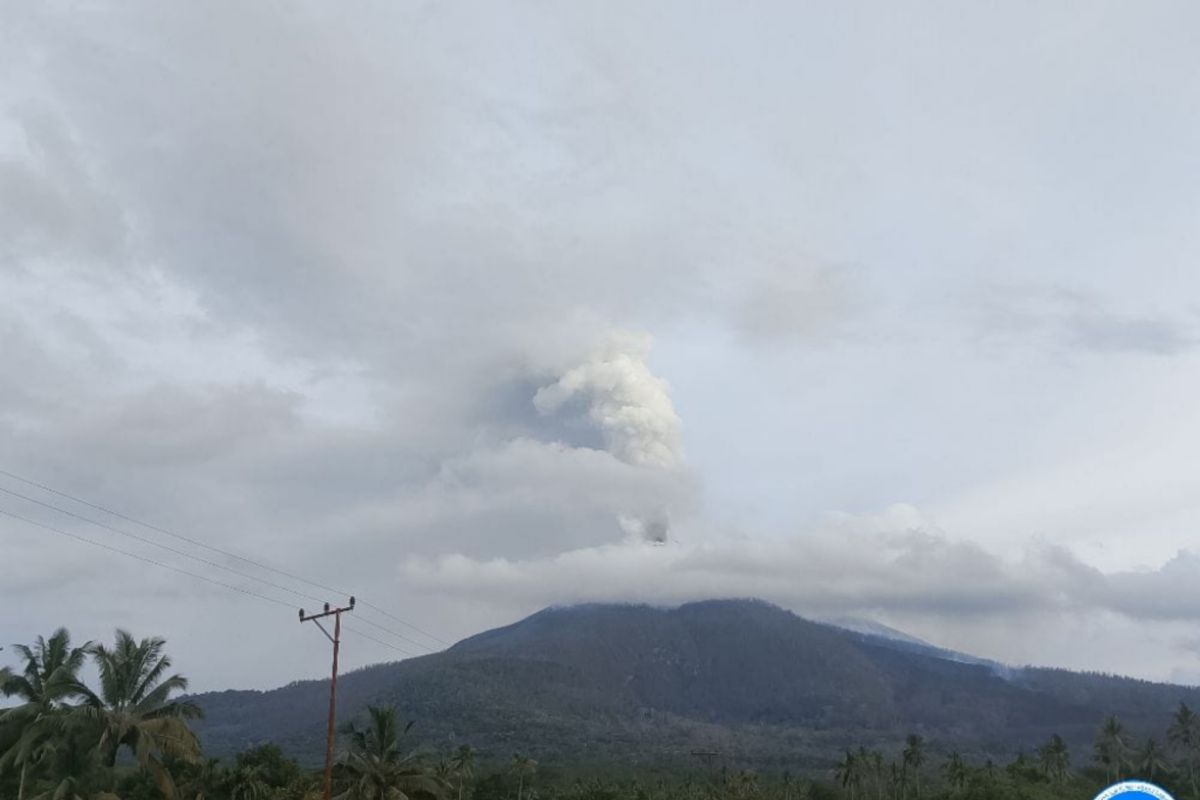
[5, 0, 1200, 692]
[399, 506, 1200, 681]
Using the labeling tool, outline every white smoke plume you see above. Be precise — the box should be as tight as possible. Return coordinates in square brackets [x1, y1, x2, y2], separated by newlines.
[534, 332, 684, 471]
[617, 512, 670, 544]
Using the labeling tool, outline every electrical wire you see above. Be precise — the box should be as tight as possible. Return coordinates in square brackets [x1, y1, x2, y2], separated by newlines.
[0, 467, 450, 648]
[0, 505, 420, 657]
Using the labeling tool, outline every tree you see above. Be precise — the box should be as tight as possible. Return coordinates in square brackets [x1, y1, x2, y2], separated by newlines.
[942, 753, 967, 794]
[866, 749, 884, 800]
[21, 716, 114, 800]
[451, 745, 476, 800]
[510, 754, 537, 800]
[1037, 735, 1070, 784]
[229, 766, 271, 800]
[1169, 704, 1199, 796]
[1139, 739, 1170, 783]
[835, 750, 856, 800]
[902, 735, 925, 799]
[1094, 715, 1129, 783]
[1007, 751, 1035, 783]
[336, 705, 446, 800]
[75, 630, 202, 797]
[0, 628, 92, 800]
[235, 743, 303, 791]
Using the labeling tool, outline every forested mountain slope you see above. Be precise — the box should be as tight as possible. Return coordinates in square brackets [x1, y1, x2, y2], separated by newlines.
[191, 600, 1200, 767]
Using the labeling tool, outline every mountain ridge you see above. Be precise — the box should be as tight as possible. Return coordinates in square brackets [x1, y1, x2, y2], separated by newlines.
[189, 599, 1200, 768]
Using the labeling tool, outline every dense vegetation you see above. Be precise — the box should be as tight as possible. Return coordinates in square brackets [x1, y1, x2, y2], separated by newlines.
[190, 601, 1200, 765]
[6, 623, 1200, 800]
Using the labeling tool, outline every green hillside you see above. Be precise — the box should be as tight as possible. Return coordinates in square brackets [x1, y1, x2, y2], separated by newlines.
[190, 600, 1200, 769]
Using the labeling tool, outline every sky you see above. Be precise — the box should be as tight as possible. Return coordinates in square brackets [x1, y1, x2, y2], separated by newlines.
[4, 1, 1200, 691]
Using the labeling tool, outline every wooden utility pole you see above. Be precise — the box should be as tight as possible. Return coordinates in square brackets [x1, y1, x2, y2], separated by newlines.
[300, 597, 355, 800]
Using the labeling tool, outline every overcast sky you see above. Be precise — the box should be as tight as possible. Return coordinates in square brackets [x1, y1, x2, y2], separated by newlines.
[5, 1, 1200, 691]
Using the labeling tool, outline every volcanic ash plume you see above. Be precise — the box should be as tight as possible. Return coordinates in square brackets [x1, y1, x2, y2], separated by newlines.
[534, 332, 684, 471]
[617, 512, 670, 544]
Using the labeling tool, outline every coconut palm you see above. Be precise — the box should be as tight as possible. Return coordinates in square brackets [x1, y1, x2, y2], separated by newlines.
[1170, 703, 1200, 796]
[887, 761, 904, 800]
[450, 745, 475, 800]
[1006, 751, 1032, 782]
[232, 768, 272, 800]
[0, 629, 92, 800]
[836, 749, 861, 800]
[1095, 715, 1129, 783]
[74, 630, 201, 797]
[902, 735, 925, 799]
[336, 705, 446, 800]
[510, 754, 536, 800]
[1139, 738, 1171, 783]
[1037, 735, 1070, 784]
[866, 749, 885, 800]
[942, 753, 968, 794]
[22, 717, 114, 800]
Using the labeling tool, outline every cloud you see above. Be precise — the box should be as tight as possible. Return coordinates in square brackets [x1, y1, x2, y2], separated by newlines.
[977, 286, 1198, 356]
[0, 107, 128, 265]
[398, 505, 1051, 616]
[399, 505, 1200, 676]
[6, 0, 1200, 692]
[733, 263, 858, 343]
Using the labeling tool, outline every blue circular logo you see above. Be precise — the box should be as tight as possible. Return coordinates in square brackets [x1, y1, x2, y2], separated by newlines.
[1094, 781, 1175, 800]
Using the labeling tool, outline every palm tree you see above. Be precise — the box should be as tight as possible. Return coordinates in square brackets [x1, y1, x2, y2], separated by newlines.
[336, 705, 446, 800]
[836, 749, 860, 800]
[942, 752, 968, 794]
[1170, 704, 1199, 796]
[75, 630, 201, 796]
[1007, 751, 1031, 782]
[510, 754, 536, 800]
[902, 735, 925, 799]
[224, 762, 272, 800]
[0, 628, 92, 800]
[23, 717, 115, 800]
[1139, 738, 1171, 783]
[1037, 735, 1070, 784]
[887, 761, 904, 800]
[867, 749, 885, 800]
[450, 745, 475, 800]
[1095, 715, 1129, 783]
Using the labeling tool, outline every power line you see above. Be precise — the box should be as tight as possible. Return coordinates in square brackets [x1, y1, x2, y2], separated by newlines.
[358, 601, 451, 647]
[0, 471, 448, 651]
[343, 624, 416, 655]
[0, 467, 450, 648]
[0, 505, 419, 658]
[0, 485, 433, 653]
[0, 506, 294, 610]
[0, 484, 334, 606]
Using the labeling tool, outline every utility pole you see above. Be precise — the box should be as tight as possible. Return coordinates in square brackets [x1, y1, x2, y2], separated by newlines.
[300, 597, 355, 800]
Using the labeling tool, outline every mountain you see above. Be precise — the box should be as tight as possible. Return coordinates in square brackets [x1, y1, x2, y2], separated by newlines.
[826, 616, 1020, 677]
[190, 599, 1200, 770]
